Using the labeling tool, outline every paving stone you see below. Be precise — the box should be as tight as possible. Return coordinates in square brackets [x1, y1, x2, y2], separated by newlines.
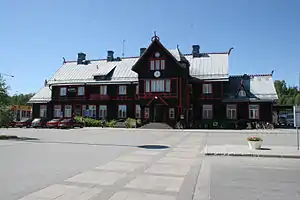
[116, 155, 154, 163]
[66, 171, 125, 185]
[157, 157, 196, 166]
[125, 175, 184, 192]
[145, 163, 191, 176]
[55, 187, 102, 200]
[95, 161, 145, 172]
[108, 190, 176, 200]
[19, 184, 88, 200]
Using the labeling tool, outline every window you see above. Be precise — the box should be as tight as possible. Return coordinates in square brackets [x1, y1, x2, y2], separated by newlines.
[78, 86, 85, 96]
[150, 59, 165, 70]
[99, 105, 107, 119]
[88, 105, 97, 118]
[146, 80, 150, 92]
[82, 105, 87, 117]
[74, 104, 81, 116]
[100, 85, 107, 95]
[203, 84, 212, 94]
[64, 105, 72, 118]
[165, 79, 171, 92]
[118, 105, 127, 118]
[227, 104, 237, 119]
[119, 85, 127, 95]
[249, 104, 259, 119]
[169, 108, 175, 119]
[60, 87, 67, 96]
[202, 104, 213, 119]
[144, 107, 150, 119]
[40, 105, 47, 118]
[150, 60, 155, 70]
[136, 85, 139, 95]
[54, 105, 61, 118]
[135, 105, 141, 118]
[239, 90, 246, 97]
[161, 60, 165, 70]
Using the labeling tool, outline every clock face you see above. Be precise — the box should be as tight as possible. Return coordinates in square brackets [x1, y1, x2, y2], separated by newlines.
[154, 71, 161, 78]
[155, 52, 160, 58]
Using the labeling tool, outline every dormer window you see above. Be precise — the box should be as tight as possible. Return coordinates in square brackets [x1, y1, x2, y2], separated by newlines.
[239, 90, 246, 97]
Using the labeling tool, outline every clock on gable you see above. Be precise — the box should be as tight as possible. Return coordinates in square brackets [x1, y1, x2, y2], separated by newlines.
[154, 71, 161, 78]
[155, 52, 160, 58]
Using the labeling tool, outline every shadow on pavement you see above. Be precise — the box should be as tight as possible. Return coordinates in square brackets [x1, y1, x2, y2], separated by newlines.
[137, 144, 170, 149]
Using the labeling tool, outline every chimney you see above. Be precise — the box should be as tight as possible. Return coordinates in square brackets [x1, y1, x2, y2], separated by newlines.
[140, 48, 146, 56]
[77, 52, 86, 64]
[107, 50, 114, 61]
[192, 45, 200, 57]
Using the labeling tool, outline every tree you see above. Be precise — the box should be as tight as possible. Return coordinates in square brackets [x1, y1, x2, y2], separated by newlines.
[0, 75, 13, 126]
[274, 80, 300, 105]
[295, 94, 300, 105]
[286, 97, 294, 105]
[9, 93, 35, 105]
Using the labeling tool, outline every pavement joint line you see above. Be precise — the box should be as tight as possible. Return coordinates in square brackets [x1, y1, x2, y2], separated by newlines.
[205, 152, 300, 159]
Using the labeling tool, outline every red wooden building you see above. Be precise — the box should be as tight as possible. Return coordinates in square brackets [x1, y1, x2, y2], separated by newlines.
[29, 35, 278, 128]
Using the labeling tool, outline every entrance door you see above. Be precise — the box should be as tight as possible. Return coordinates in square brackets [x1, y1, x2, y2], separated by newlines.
[154, 105, 166, 122]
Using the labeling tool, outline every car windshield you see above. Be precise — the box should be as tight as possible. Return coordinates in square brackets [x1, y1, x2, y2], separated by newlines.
[20, 118, 30, 122]
[50, 119, 60, 122]
[32, 119, 40, 122]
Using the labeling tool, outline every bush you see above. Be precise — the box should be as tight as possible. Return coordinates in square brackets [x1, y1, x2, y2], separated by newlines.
[0, 107, 14, 127]
[125, 118, 136, 128]
[247, 136, 263, 141]
[83, 117, 101, 127]
[106, 120, 116, 128]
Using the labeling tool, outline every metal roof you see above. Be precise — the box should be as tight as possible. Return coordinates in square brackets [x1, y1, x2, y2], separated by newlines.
[28, 86, 51, 103]
[185, 53, 229, 80]
[223, 74, 278, 102]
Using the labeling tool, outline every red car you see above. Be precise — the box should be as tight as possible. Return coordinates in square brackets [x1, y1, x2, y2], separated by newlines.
[58, 118, 84, 129]
[46, 119, 62, 128]
[15, 118, 33, 128]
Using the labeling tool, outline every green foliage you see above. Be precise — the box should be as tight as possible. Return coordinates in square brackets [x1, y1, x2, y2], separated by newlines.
[106, 120, 116, 127]
[0, 75, 14, 127]
[125, 118, 137, 128]
[9, 93, 35, 105]
[0, 107, 14, 127]
[295, 94, 300, 105]
[274, 80, 300, 105]
[83, 118, 101, 127]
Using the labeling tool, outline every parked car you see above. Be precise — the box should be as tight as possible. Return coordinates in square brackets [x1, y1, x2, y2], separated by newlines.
[7, 120, 17, 128]
[46, 119, 62, 128]
[15, 118, 33, 128]
[58, 118, 84, 129]
[31, 118, 47, 128]
[286, 114, 294, 127]
[278, 116, 287, 127]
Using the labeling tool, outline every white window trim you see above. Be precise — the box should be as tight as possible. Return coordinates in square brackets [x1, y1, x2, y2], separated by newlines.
[78, 86, 85, 96]
[136, 85, 139, 95]
[82, 105, 87, 117]
[239, 90, 246, 97]
[226, 104, 237, 119]
[146, 80, 150, 93]
[88, 105, 97, 118]
[144, 107, 150, 119]
[118, 105, 127, 118]
[53, 105, 61, 118]
[60, 87, 67, 96]
[249, 105, 259, 119]
[64, 105, 72, 118]
[202, 104, 213, 119]
[119, 85, 127, 95]
[169, 108, 175, 119]
[150, 59, 165, 70]
[203, 84, 212, 94]
[100, 85, 107, 95]
[40, 105, 47, 118]
[99, 105, 107, 119]
[135, 105, 141, 118]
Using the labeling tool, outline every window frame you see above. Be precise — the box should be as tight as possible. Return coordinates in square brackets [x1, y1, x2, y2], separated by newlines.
[64, 105, 72, 118]
[249, 104, 260, 119]
[136, 84, 139, 95]
[145, 79, 171, 93]
[118, 85, 127, 95]
[77, 86, 85, 96]
[53, 105, 61, 118]
[118, 105, 127, 118]
[226, 104, 237, 119]
[39, 105, 47, 118]
[135, 105, 141, 119]
[149, 58, 165, 70]
[144, 107, 150, 119]
[100, 85, 107, 95]
[239, 90, 246, 97]
[202, 104, 213, 119]
[99, 105, 107, 119]
[60, 87, 67, 96]
[88, 105, 97, 118]
[203, 84, 212, 94]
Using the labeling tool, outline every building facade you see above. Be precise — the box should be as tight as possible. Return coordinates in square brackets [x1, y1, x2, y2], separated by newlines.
[29, 35, 278, 128]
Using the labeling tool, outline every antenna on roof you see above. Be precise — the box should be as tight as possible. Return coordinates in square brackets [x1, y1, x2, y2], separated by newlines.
[62, 57, 66, 64]
[122, 40, 126, 58]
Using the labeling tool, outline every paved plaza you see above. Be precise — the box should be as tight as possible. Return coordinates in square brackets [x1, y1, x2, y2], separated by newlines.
[0, 128, 300, 199]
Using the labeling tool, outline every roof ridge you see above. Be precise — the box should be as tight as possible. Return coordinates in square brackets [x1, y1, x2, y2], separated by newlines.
[64, 56, 140, 63]
[184, 52, 228, 56]
[230, 73, 273, 78]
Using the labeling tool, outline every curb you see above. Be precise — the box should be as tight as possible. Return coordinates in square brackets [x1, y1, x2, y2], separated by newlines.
[205, 152, 300, 159]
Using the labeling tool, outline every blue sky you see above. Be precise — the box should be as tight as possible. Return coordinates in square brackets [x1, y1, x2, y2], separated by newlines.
[1, 0, 299, 94]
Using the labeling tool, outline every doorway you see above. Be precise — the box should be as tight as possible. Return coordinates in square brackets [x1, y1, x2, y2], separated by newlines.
[154, 105, 166, 122]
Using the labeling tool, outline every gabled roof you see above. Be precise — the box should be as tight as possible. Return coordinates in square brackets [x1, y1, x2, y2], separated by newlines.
[28, 86, 51, 103]
[223, 74, 278, 102]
